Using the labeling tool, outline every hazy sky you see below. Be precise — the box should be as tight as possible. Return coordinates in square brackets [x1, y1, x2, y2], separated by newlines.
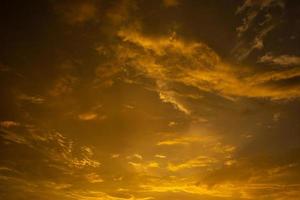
[1, 0, 300, 199]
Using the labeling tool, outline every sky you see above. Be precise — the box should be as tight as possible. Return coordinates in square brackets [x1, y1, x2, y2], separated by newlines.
[0, 0, 300, 199]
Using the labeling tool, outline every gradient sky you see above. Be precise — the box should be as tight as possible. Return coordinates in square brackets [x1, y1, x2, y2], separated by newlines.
[1, 0, 300, 199]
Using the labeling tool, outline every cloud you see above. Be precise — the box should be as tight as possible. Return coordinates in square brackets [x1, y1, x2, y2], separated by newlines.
[191, 143, 300, 199]
[168, 121, 177, 127]
[127, 153, 143, 160]
[167, 156, 217, 171]
[105, 0, 136, 26]
[233, 0, 285, 60]
[54, 0, 98, 25]
[118, 27, 205, 56]
[17, 94, 45, 104]
[65, 190, 153, 200]
[111, 154, 120, 158]
[0, 129, 28, 145]
[273, 112, 281, 122]
[162, 0, 180, 7]
[0, 123, 106, 200]
[139, 178, 242, 199]
[94, 64, 122, 88]
[259, 54, 300, 66]
[128, 161, 159, 172]
[235, 10, 259, 38]
[156, 132, 236, 173]
[49, 75, 77, 97]
[78, 112, 98, 121]
[157, 135, 213, 146]
[140, 159, 300, 200]
[113, 26, 300, 101]
[235, 25, 275, 60]
[0, 121, 20, 128]
[0, 124, 101, 169]
[155, 154, 166, 159]
[85, 172, 104, 183]
[158, 86, 191, 115]
[77, 105, 106, 121]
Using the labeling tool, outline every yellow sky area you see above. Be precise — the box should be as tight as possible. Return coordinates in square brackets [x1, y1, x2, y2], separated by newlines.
[1, 116, 299, 200]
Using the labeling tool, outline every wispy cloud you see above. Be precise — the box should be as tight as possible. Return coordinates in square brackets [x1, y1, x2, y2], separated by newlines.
[49, 75, 77, 97]
[157, 135, 213, 146]
[233, 0, 285, 61]
[0, 124, 100, 169]
[259, 54, 300, 66]
[0, 121, 20, 128]
[78, 112, 98, 121]
[17, 94, 45, 104]
[85, 172, 104, 183]
[54, 1, 98, 25]
[167, 156, 217, 171]
[113, 26, 300, 100]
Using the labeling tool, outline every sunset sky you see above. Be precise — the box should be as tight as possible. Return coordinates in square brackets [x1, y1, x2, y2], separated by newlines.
[1, 0, 300, 199]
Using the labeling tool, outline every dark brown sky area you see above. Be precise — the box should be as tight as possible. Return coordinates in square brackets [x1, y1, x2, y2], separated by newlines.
[1, 0, 300, 199]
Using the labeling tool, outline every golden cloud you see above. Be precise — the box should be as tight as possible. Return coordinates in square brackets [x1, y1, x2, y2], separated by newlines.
[78, 112, 98, 121]
[259, 54, 300, 66]
[112, 26, 300, 101]
[0, 120, 20, 128]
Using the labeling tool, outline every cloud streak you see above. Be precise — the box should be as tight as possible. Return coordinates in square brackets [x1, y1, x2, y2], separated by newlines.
[109, 26, 300, 101]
